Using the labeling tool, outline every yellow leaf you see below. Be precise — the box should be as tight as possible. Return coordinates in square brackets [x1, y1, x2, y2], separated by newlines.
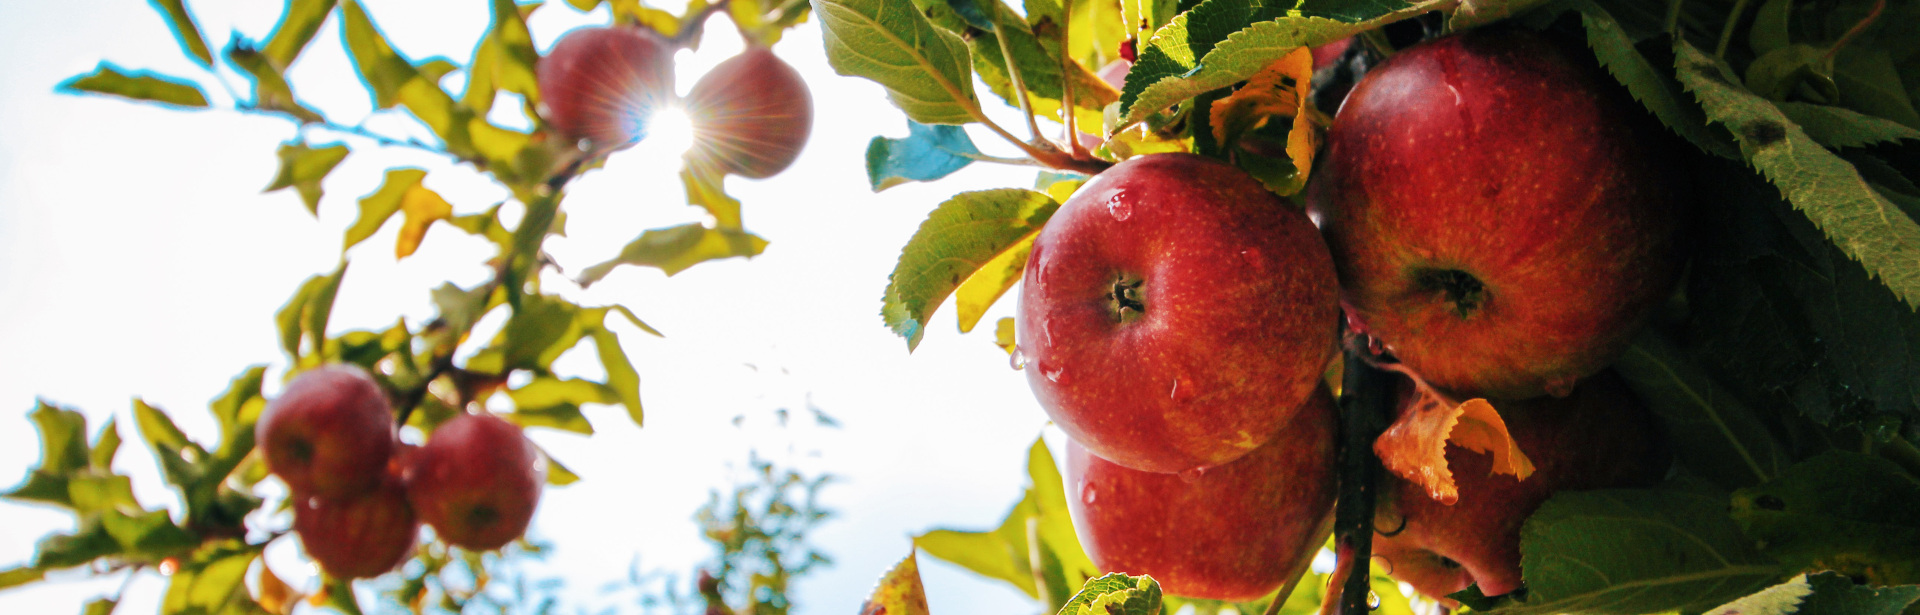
[994, 317, 1017, 354]
[953, 237, 1035, 333]
[681, 166, 742, 230]
[257, 560, 300, 615]
[860, 551, 931, 615]
[396, 183, 453, 259]
[1372, 364, 1533, 504]
[1206, 47, 1321, 194]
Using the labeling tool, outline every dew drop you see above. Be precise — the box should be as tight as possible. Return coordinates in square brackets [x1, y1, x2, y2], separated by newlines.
[1543, 375, 1577, 398]
[1177, 466, 1209, 483]
[1105, 193, 1133, 221]
[1367, 591, 1382, 610]
[1238, 248, 1266, 271]
[1081, 483, 1098, 505]
[1042, 363, 1067, 384]
[1010, 348, 1028, 371]
[1169, 376, 1197, 402]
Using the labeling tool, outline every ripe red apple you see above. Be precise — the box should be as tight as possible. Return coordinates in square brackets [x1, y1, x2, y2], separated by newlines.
[405, 412, 544, 551]
[1307, 27, 1684, 399]
[293, 476, 419, 579]
[1373, 370, 1669, 600]
[684, 46, 813, 179]
[256, 364, 397, 499]
[1065, 386, 1338, 601]
[1018, 153, 1339, 474]
[537, 25, 676, 152]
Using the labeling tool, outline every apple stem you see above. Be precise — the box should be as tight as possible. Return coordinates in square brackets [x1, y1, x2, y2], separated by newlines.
[1712, 0, 1755, 59]
[993, 18, 1052, 147]
[1057, 0, 1091, 161]
[1320, 339, 1394, 615]
[1822, 0, 1886, 65]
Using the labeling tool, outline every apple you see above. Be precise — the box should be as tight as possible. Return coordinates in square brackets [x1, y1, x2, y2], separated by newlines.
[1372, 370, 1670, 600]
[1306, 27, 1684, 399]
[537, 25, 676, 152]
[405, 412, 544, 551]
[1065, 386, 1338, 601]
[256, 364, 397, 499]
[293, 476, 419, 579]
[684, 46, 813, 179]
[1018, 153, 1339, 474]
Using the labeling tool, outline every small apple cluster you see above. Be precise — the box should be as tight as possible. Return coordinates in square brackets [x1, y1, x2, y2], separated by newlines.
[255, 364, 545, 579]
[1020, 26, 1682, 604]
[536, 24, 813, 179]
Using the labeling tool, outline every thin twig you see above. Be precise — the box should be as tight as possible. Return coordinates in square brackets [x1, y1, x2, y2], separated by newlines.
[1058, 0, 1089, 159]
[1319, 339, 1392, 615]
[1714, 0, 1755, 59]
[1822, 0, 1885, 64]
[995, 22, 1049, 145]
[1665, 0, 1686, 38]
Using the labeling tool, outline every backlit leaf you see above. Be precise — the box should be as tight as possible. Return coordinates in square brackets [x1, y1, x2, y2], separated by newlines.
[274, 262, 347, 362]
[0, 567, 44, 590]
[1730, 452, 1920, 586]
[590, 327, 644, 427]
[1057, 573, 1161, 615]
[866, 121, 982, 191]
[33, 518, 120, 569]
[228, 43, 326, 124]
[915, 438, 1093, 605]
[344, 168, 427, 251]
[263, 0, 338, 67]
[101, 507, 196, 557]
[149, 0, 213, 66]
[957, 0, 1117, 130]
[539, 444, 581, 486]
[395, 181, 454, 259]
[1700, 574, 1814, 615]
[58, 63, 209, 108]
[464, 0, 542, 115]
[340, 0, 471, 153]
[858, 552, 930, 615]
[1674, 40, 1920, 310]
[264, 142, 348, 215]
[815, 0, 979, 124]
[4, 402, 90, 508]
[1373, 366, 1531, 505]
[577, 223, 770, 284]
[88, 418, 120, 472]
[882, 189, 1058, 350]
[1207, 47, 1317, 194]
[162, 541, 263, 615]
[682, 167, 743, 230]
[507, 377, 615, 435]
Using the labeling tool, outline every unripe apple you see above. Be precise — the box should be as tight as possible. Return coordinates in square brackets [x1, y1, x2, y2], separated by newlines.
[293, 476, 419, 579]
[1065, 386, 1338, 601]
[256, 364, 397, 499]
[684, 47, 813, 179]
[1018, 153, 1339, 474]
[537, 25, 676, 152]
[405, 412, 544, 551]
[1308, 27, 1684, 399]
[1373, 371, 1669, 600]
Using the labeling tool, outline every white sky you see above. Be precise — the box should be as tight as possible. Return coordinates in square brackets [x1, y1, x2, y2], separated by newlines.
[0, 1, 1066, 612]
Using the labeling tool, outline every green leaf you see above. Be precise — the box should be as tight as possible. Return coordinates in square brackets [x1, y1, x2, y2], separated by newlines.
[915, 438, 1093, 606]
[33, 518, 120, 569]
[881, 189, 1058, 351]
[577, 223, 770, 284]
[83, 597, 117, 615]
[1683, 155, 1920, 433]
[162, 541, 263, 615]
[814, 0, 979, 124]
[1613, 330, 1789, 489]
[430, 281, 498, 338]
[227, 43, 326, 124]
[1778, 102, 1920, 149]
[1746, 0, 1791, 56]
[4, 402, 91, 508]
[264, 142, 348, 215]
[539, 445, 581, 486]
[274, 262, 348, 361]
[344, 168, 426, 251]
[339, 0, 471, 153]
[1495, 487, 1784, 614]
[133, 399, 205, 492]
[1564, 0, 1739, 159]
[1701, 574, 1815, 615]
[1833, 48, 1920, 131]
[101, 508, 197, 558]
[1056, 573, 1161, 615]
[1674, 40, 1920, 311]
[148, 0, 213, 66]
[1731, 452, 1920, 586]
[464, 0, 542, 115]
[1118, 0, 1447, 125]
[262, 0, 339, 67]
[867, 121, 982, 191]
[57, 63, 209, 108]
[203, 366, 267, 474]
[507, 377, 615, 435]
[1799, 571, 1920, 615]
[88, 421, 121, 474]
[0, 566, 45, 590]
[955, 0, 1116, 130]
[590, 326, 644, 427]
[859, 552, 931, 615]
[67, 473, 138, 514]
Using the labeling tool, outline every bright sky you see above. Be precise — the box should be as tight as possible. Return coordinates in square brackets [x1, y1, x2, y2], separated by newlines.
[0, 1, 1064, 612]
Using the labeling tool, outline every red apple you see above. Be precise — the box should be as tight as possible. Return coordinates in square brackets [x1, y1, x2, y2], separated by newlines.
[1307, 27, 1684, 399]
[293, 476, 419, 579]
[537, 25, 676, 152]
[1066, 386, 1337, 601]
[1018, 153, 1339, 474]
[1310, 37, 1352, 71]
[405, 412, 543, 551]
[256, 364, 397, 499]
[684, 46, 813, 179]
[1373, 370, 1669, 600]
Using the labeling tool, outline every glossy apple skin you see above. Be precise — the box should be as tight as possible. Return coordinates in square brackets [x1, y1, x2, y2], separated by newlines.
[294, 477, 419, 579]
[1374, 371, 1669, 599]
[1066, 387, 1338, 601]
[1308, 27, 1684, 398]
[685, 47, 813, 179]
[1019, 153, 1339, 474]
[405, 413, 543, 551]
[537, 25, 676, 151]
[256, 365, 397, 499]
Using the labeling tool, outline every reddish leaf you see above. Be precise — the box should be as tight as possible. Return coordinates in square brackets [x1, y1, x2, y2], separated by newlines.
[1372, 365, 1534, 504]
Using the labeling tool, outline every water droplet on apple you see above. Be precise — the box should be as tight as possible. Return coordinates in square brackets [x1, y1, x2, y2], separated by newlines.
[1446, 84, 1463, 107]
[1544, 375, 1577, 398]
[1367, 590, 1382, 609]
[1169, 376, 1197, 402]
[1105, 193, 1133, 221]
[1010, 348, 1028, 371]
[1081, 483, 1097, 505]
[1176, 466, 1209, 483]
[1042, 363, 1067, 384]
[1238, 248, 1265, 271]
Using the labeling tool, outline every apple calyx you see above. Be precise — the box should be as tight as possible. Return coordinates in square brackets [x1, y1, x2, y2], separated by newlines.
[1108, 274, 1146, 324]
[1414, 268, 1486, 318]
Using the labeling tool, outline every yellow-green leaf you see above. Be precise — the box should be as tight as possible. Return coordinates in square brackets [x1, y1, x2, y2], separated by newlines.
[578, 223, 770, 284]
[344, 168, 427, 252]
[882, 189, 1058, 351]
[395, 182, 454, 259]
[815, 0, 979, 124]
[265, 142, 349, 215]
[58, 63, 208, 108]
[859, 552, 931, 615]
[149, 0, 213, 66]
[263, 0, 339, 67]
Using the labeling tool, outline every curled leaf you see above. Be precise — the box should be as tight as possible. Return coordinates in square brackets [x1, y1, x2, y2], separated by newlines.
[860, 551, 931, 615]
[1372, 365, 1533, 504]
